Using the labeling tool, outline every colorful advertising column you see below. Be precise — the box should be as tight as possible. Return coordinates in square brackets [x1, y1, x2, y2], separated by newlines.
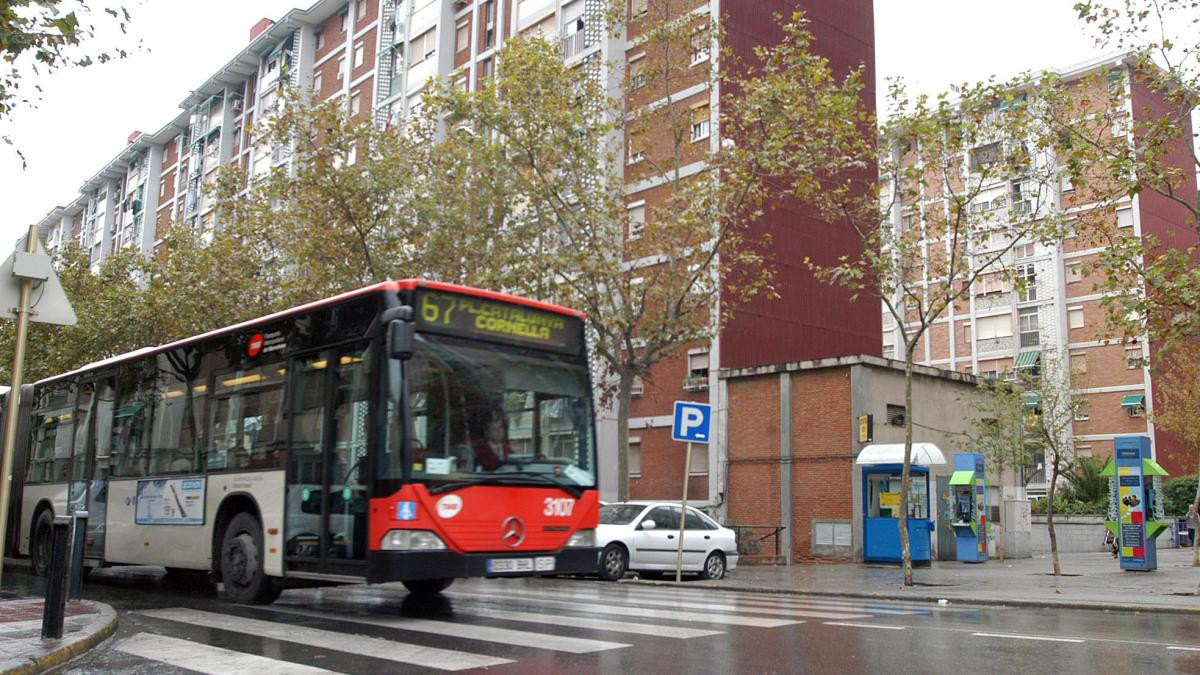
[1102, 435, 1170, 571]
[948, 452, 987, 563]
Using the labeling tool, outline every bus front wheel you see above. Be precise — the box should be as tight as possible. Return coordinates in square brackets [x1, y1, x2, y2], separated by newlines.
[219, 513, 280, 604]
[30, 509, 53, 576]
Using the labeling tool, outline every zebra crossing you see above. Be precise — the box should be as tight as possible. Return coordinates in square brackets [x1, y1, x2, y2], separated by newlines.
[106, 580, 951, 673]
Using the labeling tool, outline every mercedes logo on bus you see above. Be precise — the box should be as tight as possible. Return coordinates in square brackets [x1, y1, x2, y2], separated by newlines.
[501, 516, 526, 547]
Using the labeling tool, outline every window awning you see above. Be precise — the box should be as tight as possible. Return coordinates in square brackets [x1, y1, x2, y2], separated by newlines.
[1022, 392, 1040, 409]
[1014, 350, 1041, 369]
[949, 470, 976, 485]
[1121, 394, 1145, 409]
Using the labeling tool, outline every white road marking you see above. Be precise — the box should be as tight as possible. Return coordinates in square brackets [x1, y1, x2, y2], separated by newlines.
[115, 632, 343, 674]
[136, 608, 512, 671]
[972, 632, 1085, 644]
[457, 587, 869, 620]
[447, 591, 802, 628]
[266, 606, 630, 653]
[606, 585, 948, 613]
[1168, 646, 1200, 652]
[823, 622, 907, 631]
[584, 587, 925, 615]
[454, 605, 724, 639]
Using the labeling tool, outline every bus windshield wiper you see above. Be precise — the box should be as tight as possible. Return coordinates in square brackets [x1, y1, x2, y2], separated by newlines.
[492, 471, 584, 498]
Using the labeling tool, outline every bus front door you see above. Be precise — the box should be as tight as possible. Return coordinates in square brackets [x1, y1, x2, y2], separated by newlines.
[285, 345, 371, 577]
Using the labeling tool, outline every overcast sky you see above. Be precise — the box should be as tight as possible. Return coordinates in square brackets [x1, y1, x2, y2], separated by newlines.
[0, 0, 1107, 248]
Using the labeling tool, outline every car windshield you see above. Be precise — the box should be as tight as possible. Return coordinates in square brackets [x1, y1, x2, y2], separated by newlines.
[387, 333, 596, 488]
[599, 504, 645, 525]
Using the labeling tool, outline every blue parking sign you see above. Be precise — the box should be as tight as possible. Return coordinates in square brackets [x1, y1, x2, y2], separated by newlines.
[672, 401, 712, 443]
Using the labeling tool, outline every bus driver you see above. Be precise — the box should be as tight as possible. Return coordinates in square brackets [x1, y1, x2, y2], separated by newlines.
[471, 412, 511, 471]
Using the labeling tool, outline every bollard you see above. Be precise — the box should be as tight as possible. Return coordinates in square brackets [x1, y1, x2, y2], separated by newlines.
[41, 516, 71, 639]
[68, 510, 88, 600]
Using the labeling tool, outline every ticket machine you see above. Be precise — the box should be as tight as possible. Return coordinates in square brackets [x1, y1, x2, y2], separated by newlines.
[948, 452, 987, 563]
[1102, 435, 1170, 571]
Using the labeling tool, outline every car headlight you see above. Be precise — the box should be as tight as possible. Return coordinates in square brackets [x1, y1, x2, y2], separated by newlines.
[566, 529, 595, 547]
[380, 529, 448, 551]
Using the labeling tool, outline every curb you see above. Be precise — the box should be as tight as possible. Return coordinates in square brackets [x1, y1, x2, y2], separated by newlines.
[2, 602, 118, 675]
[621, 579, 1200, 616]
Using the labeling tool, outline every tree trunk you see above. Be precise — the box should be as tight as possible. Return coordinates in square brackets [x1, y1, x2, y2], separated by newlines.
[616, 370, 634, 501]
[1192, 467, 1199, 567]
[898, 349, 915, 587]
[1046, 456, 1062, 576]
[997, 479, 1006, 562]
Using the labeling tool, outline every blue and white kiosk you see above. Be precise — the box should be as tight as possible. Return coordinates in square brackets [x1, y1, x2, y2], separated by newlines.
[857, 443, 947, 563]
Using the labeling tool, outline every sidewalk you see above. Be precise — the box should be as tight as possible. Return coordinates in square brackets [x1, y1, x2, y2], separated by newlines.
[0, 597, 117, 674]
[633, 548, 1200, 614]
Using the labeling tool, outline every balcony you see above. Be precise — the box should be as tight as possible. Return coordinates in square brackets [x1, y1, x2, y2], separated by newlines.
[561, 30, 587, 59]
[682, 375, 709, 392]
[1019, 331, 1040, 348]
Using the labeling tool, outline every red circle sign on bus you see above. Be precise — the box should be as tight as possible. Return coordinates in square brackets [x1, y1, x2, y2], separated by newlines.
[247, 332, 265, 357]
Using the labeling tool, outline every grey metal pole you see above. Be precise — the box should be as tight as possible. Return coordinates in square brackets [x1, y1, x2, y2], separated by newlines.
[675, 441, 692, 583]
[68, 510, 88, 599]
[0, 224, 38, 590]
[42, 515, 71, 639]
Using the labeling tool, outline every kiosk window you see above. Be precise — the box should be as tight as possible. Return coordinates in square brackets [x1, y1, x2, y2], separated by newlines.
[867, 473, 929, 519]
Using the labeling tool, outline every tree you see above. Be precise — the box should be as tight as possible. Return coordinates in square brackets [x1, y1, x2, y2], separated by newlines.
[1151, 343, 1200, 565]
[958, 378, 1036, 561]
[1017, 356, 1088, 577]
[783, 75, 1068, 584]
[0, 1, 132, 160]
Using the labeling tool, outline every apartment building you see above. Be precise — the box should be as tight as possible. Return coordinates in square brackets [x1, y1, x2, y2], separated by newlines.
[33, 0, 879, 504]
[883, 54, 1199, 481]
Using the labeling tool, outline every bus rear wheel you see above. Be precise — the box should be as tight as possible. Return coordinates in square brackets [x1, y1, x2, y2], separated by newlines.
[219, 513, 280, 604]
[402, 578, 454, 596]
[30, 509, 53, 576]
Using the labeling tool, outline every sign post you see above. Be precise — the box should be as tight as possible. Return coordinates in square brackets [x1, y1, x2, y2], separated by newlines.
[671, 401, 711, 583]
[0, 224, 76, 590]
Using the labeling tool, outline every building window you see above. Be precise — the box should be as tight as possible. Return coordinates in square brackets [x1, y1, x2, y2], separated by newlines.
[1060, 172, 1074, 193]
[1070, 351, 1087, 374]
[882, 343, 895, 360]
[631, 0, 649, 17]
[1015, 243, 1035, 259]
[630, 376, 644, 397]
[684, 351, 709, 391]
[1117, 207, 1133, 228]
[690, 443, 708, 475]
[1073, 398, 1090, 421]
[629, 54, 646, 89]
[410, 29, 436, 65]
[975, 314, 1013, 340]
[886, 404, 906, 426]
[482, 1, 496, 48]
[479, 57, 494, 81]
[975, 272, 1009, 296]
[1018, 307, 1039, 347]
[629, 438, 641, 476]
[316, 29, 326, 51]
[456, 21, 470, 52]
[1068, 306, 1084, 329]
[340, 10, 349, 33]
[1125, 343, 1142, 369]
[356, 0, 367, 20]
[350, 91, 361, 116]
[1016, 262, 1037, 302]
[1066, 262, 1082, 283]
[627, 201, 646, 240]
[690, 31, 709, 65]
[627, 132, 645, 164]
[353, 41, 365, 68]
[337, 55, 345, 80]
[963, 322, 972, 343]
[313, 71, 323, 94]
[690, 105, 710, 142]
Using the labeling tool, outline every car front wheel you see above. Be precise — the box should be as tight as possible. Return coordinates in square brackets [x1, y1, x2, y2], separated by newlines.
[598, 544, 629, 581]
[700, 551, 726, 580]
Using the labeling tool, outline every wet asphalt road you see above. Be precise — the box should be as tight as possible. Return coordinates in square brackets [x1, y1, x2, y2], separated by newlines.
[5, 567, 1200, 674]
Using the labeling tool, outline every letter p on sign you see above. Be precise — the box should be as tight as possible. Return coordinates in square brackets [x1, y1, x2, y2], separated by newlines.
[672, 401, 712, 443]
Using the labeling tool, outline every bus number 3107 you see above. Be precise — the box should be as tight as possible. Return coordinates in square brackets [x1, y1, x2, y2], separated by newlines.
[544, 498, 575, 517]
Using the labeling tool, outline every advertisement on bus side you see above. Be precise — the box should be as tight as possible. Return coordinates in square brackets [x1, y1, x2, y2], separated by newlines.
[135, 478, 206, 525]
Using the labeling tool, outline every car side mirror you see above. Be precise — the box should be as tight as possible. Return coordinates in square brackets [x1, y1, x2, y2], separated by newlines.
[639, 520, 656, 531]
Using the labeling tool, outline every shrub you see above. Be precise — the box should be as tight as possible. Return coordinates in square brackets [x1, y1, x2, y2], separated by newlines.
[1161, 474, 1198, 517]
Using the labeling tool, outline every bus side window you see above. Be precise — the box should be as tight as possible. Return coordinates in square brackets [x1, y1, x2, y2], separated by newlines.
[27, 382, 75, 484]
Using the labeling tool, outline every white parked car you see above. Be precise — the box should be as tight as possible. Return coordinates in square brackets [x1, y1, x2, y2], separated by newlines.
[596, 501, 739, 581]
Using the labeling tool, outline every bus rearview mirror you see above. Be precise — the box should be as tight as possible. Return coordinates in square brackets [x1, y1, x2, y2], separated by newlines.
[388, 320, 414, 360]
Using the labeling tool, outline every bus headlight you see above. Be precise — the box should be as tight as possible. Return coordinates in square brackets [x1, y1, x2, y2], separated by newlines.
[566, 529, 595, 547]
[381, 529, 448, 551]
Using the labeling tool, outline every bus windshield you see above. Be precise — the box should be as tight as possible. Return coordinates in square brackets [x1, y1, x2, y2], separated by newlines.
[398, 333, 596, 489]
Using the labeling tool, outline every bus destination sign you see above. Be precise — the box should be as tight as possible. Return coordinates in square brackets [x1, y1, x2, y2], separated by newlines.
[416, 289, 581, 353]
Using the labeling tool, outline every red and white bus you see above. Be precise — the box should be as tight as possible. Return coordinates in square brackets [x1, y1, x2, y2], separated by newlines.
[3, 280, 600, 603]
